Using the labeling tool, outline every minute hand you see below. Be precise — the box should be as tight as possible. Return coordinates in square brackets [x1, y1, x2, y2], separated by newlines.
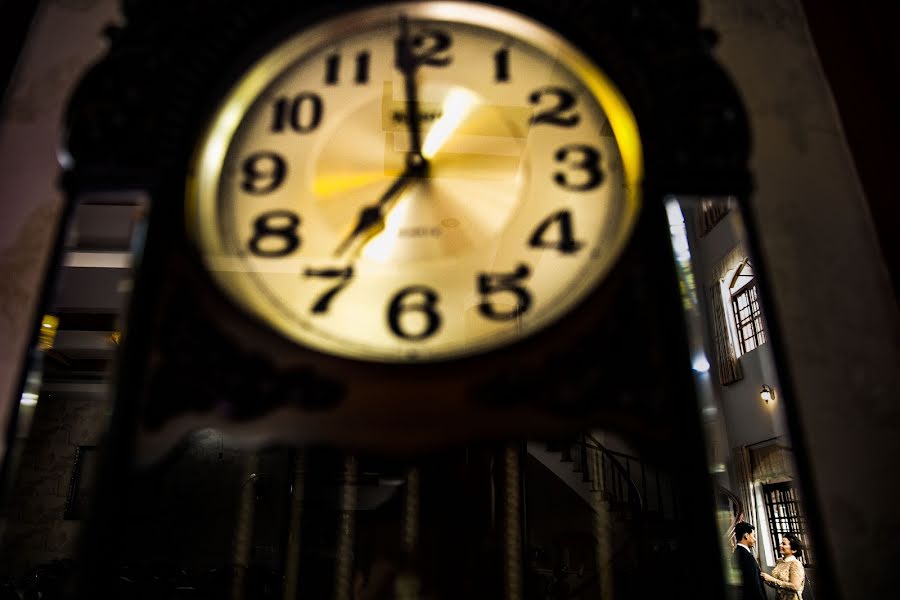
[397, 15, 427, 167]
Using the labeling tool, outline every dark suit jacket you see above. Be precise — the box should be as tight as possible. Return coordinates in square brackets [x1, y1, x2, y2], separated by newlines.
[732, 545, 767, 600]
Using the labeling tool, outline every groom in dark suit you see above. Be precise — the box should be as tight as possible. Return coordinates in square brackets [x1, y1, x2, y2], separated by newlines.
[732, 522, 767, 600]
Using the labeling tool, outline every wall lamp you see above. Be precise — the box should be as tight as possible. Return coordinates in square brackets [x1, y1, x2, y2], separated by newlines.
[760, 384, 774, 403]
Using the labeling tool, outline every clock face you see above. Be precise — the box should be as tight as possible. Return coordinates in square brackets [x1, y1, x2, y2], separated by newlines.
[187, 1, 642, 363]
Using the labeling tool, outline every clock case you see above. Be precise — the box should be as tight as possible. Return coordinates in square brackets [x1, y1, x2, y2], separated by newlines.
[62, 0, 749, 454]
[60, 0, 750, 593]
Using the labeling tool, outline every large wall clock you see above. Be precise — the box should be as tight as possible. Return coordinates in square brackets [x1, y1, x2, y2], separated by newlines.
[61, 0, 749, 455]
[187, 2, 642, 364]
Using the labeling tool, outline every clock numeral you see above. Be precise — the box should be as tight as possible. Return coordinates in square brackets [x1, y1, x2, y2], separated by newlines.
[241, 152, 287, 194]
[529, 210, 584, 254]
[396, 30, 453, 68]
[477, 264, 533, 321]
[553, 145, 603, 191]
[248, 210, 301, 257]
[494, 47, 510, 82]
[271, 93, 323, 133]
[529, 87, 580, 128]
[325, 51, 371, 85]
[303, 266, 354, 314]
[388, 286, 442, 340]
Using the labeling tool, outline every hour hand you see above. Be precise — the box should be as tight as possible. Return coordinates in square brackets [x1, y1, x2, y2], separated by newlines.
[333, 171, 415, 257]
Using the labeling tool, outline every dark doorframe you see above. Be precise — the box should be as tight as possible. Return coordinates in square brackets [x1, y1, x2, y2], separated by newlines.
[0, 1, 41, 105]
[799, 0, 900, 301]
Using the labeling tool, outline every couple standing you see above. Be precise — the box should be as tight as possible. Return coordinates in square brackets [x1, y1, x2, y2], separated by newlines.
[733, 522, 806, 599]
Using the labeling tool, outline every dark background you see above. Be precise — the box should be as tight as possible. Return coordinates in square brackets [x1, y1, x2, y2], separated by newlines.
[1, 0, 898, 597]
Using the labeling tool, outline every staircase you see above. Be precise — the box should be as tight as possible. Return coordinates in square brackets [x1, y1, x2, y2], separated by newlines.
[524, 434, 686, 598]
[527, 434, 678, 523]
[526, 435, 749, 598]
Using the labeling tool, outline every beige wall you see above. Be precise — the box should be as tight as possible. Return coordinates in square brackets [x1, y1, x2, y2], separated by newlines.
[0, 0, 121, 466]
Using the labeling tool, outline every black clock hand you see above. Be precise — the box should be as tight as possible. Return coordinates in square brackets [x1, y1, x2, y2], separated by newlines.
[397, 15, 427, 169]
[333, 167, 420, 257]
[332, 15, 433, 258]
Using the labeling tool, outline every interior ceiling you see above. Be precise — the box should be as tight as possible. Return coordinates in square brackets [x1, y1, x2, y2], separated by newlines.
[43, 200, 142, 384]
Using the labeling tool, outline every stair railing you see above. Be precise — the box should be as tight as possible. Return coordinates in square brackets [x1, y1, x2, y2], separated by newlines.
[580, 434, 643, 512]
[716, 484, 745, 550]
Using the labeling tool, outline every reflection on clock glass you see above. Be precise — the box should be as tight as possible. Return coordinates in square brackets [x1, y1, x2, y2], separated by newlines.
[187, 2, 642, 362]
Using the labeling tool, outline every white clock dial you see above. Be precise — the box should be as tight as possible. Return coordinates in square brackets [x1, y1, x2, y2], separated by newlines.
[188, 2, 642, 363]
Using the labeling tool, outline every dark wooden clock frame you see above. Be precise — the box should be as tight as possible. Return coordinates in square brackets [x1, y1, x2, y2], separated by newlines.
[61, 0, 750, 447]
[56, 1, 774, 598]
